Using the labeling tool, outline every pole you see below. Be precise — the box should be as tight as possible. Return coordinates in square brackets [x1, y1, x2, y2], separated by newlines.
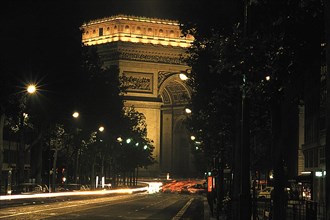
[324, 0, 330, 218]
[239, 1, 252, 219]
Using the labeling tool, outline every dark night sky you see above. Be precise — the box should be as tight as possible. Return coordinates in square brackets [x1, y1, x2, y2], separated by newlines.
[79, 0, 184, 22]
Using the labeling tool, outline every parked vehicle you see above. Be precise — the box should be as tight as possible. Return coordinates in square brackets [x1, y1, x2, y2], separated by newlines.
[56, 184, 88, 192]
[257, 187, 273, 199]
[11, 183, 44, 194]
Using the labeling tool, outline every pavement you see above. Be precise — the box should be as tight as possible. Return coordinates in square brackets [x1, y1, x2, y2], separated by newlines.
[203, 196, 218, 220]
[203, 196, 227, 220]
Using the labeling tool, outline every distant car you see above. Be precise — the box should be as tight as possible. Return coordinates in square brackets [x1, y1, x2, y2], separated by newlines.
[56, 184, 87, 192]
[257, 187, 273, 199]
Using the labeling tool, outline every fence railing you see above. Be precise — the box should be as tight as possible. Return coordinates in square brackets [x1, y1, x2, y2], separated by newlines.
[256, 199, 325, 220]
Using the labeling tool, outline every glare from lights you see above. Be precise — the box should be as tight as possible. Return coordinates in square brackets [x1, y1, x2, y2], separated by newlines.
[144, 145, 148, 150]
[99, 126, 105, 132]
[27, 84, 36, 94]
[265, 75, 271, 81]
[72, 112, 79, 118]
[190, 135, 196, 141]
[135, 143, 139, 146]
[117, 137, 123, 142]
[179, 73, 188, 81]
[126, 138, 131, 144]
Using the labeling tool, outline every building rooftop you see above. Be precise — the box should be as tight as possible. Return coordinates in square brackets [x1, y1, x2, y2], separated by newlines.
[81, 14, 193, 48]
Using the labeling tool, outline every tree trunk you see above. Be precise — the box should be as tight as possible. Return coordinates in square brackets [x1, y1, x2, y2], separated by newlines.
[271, 97, 289, 220]
[74, 150, 79, 184]
[231, 96, 241, 220]
[31, 141, 43, 184]
[91, 159, 95, 189]
[0, 113, 5, 193]
[135, 167, 138, 186]
[52, 148, 58, 192]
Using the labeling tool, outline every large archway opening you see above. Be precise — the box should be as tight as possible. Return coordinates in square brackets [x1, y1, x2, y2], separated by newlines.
[159, 73, 196, 178]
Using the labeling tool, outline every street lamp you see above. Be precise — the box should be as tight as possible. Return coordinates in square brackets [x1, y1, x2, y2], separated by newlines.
[17, 84, 37, 184]
[99, 126, 105, 132]
[72, 111, 79, 118]
[27, 84, 36, 94]
[185, 108, 192, 114]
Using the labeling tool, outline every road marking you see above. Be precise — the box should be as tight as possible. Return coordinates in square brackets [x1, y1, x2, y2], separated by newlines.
[172, 198, 194, 220]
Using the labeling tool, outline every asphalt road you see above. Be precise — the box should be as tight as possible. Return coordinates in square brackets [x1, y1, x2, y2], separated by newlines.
[0, 192, 205, 220]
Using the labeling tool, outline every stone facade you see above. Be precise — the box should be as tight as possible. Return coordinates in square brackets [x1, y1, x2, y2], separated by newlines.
[82, 15, 197, 178]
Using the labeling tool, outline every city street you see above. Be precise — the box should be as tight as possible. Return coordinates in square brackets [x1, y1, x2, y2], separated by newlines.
[0, 192, 205, 220]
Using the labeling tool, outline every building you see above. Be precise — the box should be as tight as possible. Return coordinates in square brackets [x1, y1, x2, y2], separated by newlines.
[81, 15, 197, 178]
[300, 44, 327, 205]
[0, 140, 31, 193]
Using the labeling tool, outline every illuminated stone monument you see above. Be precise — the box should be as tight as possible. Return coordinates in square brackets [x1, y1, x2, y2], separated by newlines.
[82, 15, 196, 177]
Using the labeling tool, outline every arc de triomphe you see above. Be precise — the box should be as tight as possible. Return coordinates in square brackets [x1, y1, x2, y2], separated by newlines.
[81, 15, 196, 178]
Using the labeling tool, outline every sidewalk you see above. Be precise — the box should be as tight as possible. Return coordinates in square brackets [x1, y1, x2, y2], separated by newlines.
[203, 197, 227, 220]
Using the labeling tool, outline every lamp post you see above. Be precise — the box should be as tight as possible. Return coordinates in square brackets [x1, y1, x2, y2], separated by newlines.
[17, 84, 37, 184]
[240, 74, 251, 219]
[72, 111, 80, 184]
[325, 0, 330, 217]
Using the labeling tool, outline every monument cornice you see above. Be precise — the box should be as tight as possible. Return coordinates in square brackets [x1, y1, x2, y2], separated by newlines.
[81, 14, 193, 48]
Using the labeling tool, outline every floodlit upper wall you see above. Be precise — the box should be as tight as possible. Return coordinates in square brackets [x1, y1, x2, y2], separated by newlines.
[81, 15, 194, 48]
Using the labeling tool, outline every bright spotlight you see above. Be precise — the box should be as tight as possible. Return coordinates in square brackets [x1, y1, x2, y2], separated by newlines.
[179, 73, 188, 81]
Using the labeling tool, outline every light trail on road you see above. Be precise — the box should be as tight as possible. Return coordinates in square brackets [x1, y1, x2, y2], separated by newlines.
[0, 184, 153, 201]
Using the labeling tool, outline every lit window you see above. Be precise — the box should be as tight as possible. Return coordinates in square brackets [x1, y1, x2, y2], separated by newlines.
[136, 26, 141, 34]
[170, 30, 174, 37]
[125, 25, 130, 32]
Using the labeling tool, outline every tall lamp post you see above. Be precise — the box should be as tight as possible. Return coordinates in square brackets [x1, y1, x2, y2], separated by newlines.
[72, 111, 80, 184]
[17, 84, 37, 184]
[324, 0, 330, 218]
